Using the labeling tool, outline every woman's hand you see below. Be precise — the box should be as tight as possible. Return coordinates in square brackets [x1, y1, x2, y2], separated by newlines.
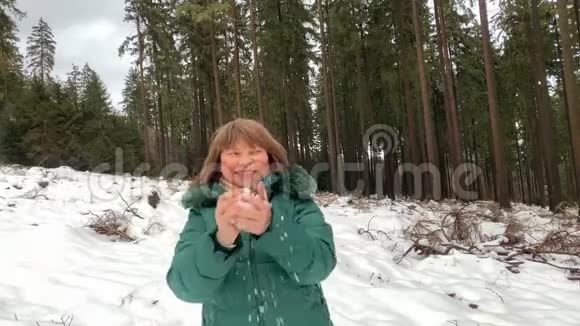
[233, 183, 272, 236]
[215, 191, 242, 247]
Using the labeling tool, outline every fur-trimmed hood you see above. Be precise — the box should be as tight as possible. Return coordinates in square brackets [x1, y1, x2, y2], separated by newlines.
[181, 163, 317, 209]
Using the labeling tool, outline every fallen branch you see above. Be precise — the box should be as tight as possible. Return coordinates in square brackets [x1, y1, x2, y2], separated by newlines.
[358, 216, 378, 240]
[527, 255, 580, 272]
[396, 242, 417, 265]
[145, 221, 166, 236]
[485, 285, 505, 303]
[392, 201, 425, 216]
[0, 166, 14, 175]
[116, 190, 144, 220]
[357, 216, 390, 242]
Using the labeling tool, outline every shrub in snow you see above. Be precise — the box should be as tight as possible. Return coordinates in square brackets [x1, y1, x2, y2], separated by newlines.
[86, 210, 134, 242]
[502, 220, 525, 245]
[144, 218, 166, 236]
[405, 208, 482, 249]
[443, 210, 483, 246]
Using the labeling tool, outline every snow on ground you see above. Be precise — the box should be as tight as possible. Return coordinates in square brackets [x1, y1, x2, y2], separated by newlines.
[0, 165, 579, 326]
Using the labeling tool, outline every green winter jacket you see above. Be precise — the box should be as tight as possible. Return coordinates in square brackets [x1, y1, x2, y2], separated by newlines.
[166, 164, 336, 326]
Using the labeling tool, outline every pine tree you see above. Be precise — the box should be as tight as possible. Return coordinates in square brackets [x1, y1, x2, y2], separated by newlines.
[479, 0, 511, 208]
[64, 64, 82, 108]
[317, 0, 338, 193]
[0, 0, 24, 105]
[121, 68, 140, 124]
[412, 0, 439, 199]
[80, 64, 112, 115]
[249, 0, 264, 123]
[26, 18, 56, 83]
[556, 0, 580, 216]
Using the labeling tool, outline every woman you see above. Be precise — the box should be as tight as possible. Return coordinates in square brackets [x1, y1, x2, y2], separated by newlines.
[166, 118, 336, 326]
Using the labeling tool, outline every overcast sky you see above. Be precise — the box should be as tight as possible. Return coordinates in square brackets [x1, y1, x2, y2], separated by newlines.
[15, 0, 133, 111]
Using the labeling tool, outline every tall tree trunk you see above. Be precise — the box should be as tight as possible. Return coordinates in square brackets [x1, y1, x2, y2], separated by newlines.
[529, 0, 562, 210]
[209, 21, 223, 126]
[557, 0, 580, 216]
[325, 0, 343, 194]
[515, 124, 526, 202]
[277, 0, 296, 163]
[250, 0, 264, 123]
[479, 0, 511, 208]
[402, 70, 419, 166]
[206, 67, 216, 133]
[435, 0, 462, 172]
[472, 126, 486, 199]
[318, 0, 338, 192]
[136, 14, 150, 165]
[190, 69, 200, 155]
[397, 1, 419, 174]
[231, 0, 242, 118]
[296, 110, 306, 162]
[166, 79, 177, 163]
[199, 87, 208, 154]
[526, 97, 546, 206]
[157, 87, 167, 168]
[282, 76, 296, 163]
[575, 0, 580, 46]
[355, 20, 371, 196]
[520, 13, 546, 206]
[525, 158, 532, 204]
[151, 42, 167, 168]
[412, 0, 439, 198]
[553, 15, 577, 203]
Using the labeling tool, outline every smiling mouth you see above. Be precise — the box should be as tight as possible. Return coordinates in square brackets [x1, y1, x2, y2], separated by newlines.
[235, 170, 256, 176]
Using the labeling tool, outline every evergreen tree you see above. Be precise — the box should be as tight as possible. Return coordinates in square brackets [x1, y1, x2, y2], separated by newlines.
[26, 18, 56, 83]
[0, 0, 24, 106]
[121, 68, 140, 125]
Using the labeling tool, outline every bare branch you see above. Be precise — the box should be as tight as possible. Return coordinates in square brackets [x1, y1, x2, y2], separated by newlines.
[115, 190, 144, 219]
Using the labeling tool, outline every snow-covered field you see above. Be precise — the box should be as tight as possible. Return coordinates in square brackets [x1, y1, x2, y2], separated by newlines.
[0, 165, 579, 326]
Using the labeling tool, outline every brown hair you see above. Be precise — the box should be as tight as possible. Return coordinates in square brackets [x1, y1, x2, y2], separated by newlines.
[194, 118, 289, 185]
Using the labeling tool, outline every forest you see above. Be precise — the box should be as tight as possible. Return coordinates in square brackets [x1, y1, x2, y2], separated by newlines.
[1, 0, 579, 213]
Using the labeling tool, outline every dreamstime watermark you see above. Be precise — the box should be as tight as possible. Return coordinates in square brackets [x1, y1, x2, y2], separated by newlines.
[86, 124, 483, 203]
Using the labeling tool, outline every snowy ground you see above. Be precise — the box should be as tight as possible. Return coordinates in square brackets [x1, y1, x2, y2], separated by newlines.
[0, 165, 579, 326]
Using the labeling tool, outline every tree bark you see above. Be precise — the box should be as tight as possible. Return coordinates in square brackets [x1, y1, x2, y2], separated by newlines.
[529, 0, 562, 210]
[190, 68, 200, 155]
[412, 0, 439, 198]
[250, 0, 264, 123]
[209, 21, 223, 126]
[553, 15, 577, 203]
[435, 0, 462, 172]
[575, 0, 580, 46]
[355, 23, 371, 196]
[231, 0, 242, 118]
[557, 0, 580, 216]
[479, 0, 511, 208]
[156, 83, 167, 168]
[318, 0, 338, 192]
[136, 13, 150, 165]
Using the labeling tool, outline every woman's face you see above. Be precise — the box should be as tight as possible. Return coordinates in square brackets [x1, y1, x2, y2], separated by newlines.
[220, 139, 270, 189]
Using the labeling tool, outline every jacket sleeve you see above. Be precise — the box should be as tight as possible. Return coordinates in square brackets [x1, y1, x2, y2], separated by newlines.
[255, 198, 336, 285]
[166, 208, 241, 303]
